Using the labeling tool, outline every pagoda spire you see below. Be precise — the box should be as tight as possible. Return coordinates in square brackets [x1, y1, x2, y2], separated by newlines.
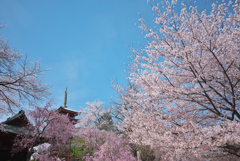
[63, 88, 67, 107]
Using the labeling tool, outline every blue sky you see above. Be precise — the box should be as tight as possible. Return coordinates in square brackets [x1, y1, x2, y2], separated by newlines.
[0, 0, 214, 113]
[0, 0, 157, 112]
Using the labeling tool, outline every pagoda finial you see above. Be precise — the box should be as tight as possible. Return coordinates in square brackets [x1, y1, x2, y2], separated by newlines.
[63, 88, 67, 107]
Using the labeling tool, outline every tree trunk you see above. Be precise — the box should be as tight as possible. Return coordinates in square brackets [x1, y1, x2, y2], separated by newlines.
[26, 147, 34, 161]
[137, 149, 141, 161]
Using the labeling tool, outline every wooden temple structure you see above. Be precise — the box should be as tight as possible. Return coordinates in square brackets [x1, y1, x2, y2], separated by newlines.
[0, 88, 79, 161]
[0, 110, 30, 161]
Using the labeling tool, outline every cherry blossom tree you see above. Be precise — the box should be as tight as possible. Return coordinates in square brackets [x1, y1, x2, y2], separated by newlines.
[77, 101, 105, 128]
[77, 101, 114, 131]
[0, 27, 50, 117]
[75, 128, 137, 161]
[115, 0, 240, 160]
[12, 100, 75, 161]
[74, 101, 136, 160]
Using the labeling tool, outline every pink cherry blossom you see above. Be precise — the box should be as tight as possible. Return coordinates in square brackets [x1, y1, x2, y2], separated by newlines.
[12, 99, 76, 161]
[77, 128, 137, 161]
[115, 0, 240, 160]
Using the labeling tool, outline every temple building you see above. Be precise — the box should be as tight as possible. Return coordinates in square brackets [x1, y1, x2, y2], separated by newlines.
[0, 88, 79, 161]
[57, 88, 79, 124]
[0, 110, 31, 161]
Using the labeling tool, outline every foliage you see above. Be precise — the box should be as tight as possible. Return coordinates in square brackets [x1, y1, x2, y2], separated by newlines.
[115, 0, 240, 160]
[71, 137, 93, 161]
[0, 27, 50, 116]
[12, 100, 75, 161]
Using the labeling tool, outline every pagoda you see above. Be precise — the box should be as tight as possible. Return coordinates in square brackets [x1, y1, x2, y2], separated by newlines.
[57, 88, 79, 124]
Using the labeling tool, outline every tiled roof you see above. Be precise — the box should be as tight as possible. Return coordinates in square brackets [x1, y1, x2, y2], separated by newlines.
[0, 123, 28, 135]
[0, 110, 31, 135]
[2, 110, 28, 125]
[58, 106, 79, 116]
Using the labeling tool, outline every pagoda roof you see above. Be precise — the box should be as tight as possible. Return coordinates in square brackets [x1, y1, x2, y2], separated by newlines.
[57, 106, 79, 116]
